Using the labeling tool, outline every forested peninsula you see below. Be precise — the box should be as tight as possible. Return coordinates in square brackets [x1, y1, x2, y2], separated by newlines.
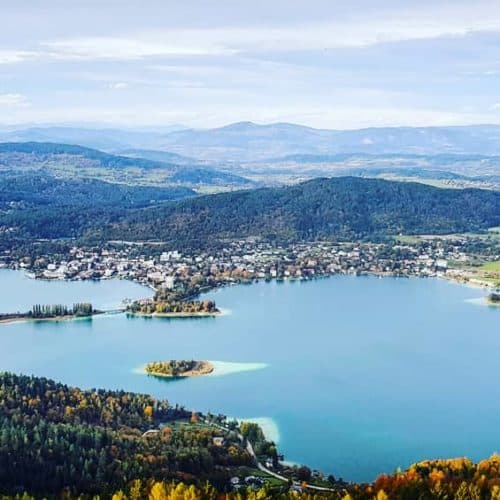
[0, 302, 98, 324]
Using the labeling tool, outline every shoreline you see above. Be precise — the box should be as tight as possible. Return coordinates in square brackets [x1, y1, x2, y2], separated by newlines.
[144, 360, 215, 378]
[4, 267, 497, 323]
[9, 260, 500, 295]
[0, 312, 102, 326]
[127, 310, 221, 319]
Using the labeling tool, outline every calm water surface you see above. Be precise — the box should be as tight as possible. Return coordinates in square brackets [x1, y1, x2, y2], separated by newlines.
[0, 269, 498, 482]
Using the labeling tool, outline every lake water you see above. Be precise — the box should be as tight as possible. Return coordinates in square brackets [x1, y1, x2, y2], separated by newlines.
[0, 269, 498, 482]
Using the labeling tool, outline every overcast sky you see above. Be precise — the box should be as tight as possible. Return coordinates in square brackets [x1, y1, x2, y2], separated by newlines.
[2, 0, 500, 129]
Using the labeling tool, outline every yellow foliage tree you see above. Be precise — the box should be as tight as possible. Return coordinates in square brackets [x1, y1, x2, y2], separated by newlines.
[376, 490, 389, 500]
[129, 479, 143, 500]
[148, 481, 167, 500]
[492, 485, 500, 500]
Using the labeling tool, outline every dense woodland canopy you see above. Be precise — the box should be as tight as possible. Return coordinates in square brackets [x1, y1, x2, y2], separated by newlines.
[0, 173, 194, 207]
[128, 299, 218, 315]
[0, 174, 500, 248]
[145, 361, 199, 377]
[0, 373, 252, 497]
[100, 177, 500, 247]
[1, 175, 498, 244]
[3, 374, 500, 498]
[0, 172, 195, 239]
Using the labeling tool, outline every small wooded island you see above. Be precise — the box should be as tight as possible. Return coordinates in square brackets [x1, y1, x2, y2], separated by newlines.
[145, 360, 214, 378]
[0, 303, 99, 324]
[488, 292, 500, 305]
[127, 299, 220, 318]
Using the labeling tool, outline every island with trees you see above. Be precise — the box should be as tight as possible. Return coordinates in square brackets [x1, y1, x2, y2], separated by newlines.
[0, 302, 99, 324]
[488, 292, 500, 305]
[127, 298, 220, 318]
[145, 360, 214, 378]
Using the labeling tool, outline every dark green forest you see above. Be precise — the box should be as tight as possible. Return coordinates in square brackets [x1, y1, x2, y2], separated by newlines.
[100, 177, 500, 247]
[0, 172, 195, 238]
[0, 373, 252, 497]
[2, 176, 498, 245]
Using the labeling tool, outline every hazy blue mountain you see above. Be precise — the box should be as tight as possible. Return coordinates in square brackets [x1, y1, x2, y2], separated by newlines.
[6, 123, 500, 162]
[155, 122, 500, 161]
[0, 126, 185, 151]
[116, 148, 201, 165]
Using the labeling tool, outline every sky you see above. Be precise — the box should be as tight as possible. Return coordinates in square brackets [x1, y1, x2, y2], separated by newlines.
[2, 0, 500, 129]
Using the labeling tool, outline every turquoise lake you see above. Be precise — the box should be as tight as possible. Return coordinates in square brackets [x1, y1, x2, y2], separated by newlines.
[0, 269, 498, 482]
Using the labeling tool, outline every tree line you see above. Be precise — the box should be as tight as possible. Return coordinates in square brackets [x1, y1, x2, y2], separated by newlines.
[29, 303, 94, 318]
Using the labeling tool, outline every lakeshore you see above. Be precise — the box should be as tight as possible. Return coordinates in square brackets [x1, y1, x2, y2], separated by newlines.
[0, 313, 98, 326]
[128, 310, 221, 319]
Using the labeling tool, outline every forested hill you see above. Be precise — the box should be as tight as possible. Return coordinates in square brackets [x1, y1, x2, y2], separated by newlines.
[0, 173, 195, 238]
[0, 142, 252, 188]
[100, 177, 500, 246]
[0, 142, 172, 169]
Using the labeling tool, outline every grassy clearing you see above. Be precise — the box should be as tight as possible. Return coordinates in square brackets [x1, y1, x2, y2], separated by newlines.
[236, 467, 286, 487]
[481, 261, 500, 273]
[394, 235, 421, 244]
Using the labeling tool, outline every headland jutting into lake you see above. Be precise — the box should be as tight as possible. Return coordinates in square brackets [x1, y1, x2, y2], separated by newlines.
[0, 302, 100, 325]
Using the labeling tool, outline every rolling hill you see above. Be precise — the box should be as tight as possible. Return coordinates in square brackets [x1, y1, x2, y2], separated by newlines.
[0, 172, 196, 238]
[98, 177, 500, 246]
[0, 142, 252, 188]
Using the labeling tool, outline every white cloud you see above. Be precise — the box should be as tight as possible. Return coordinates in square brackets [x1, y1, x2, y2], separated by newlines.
[492, 103, 500, 110]
[0, 93, 29, 107]
[0, 2, 495, 65]
[0, 50, 37, 64]
[108, 82, 129, 90]
[30, 3, 500, 62]
[43, 36, 232, 61]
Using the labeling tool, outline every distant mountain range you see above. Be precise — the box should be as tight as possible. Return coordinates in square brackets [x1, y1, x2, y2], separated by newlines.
[0, 126, 184, 151]
[4, 123, 500, 161]
[0, 142, 252, 189]
[154, 122, 500, 161]
[2, 123, 500, 191]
